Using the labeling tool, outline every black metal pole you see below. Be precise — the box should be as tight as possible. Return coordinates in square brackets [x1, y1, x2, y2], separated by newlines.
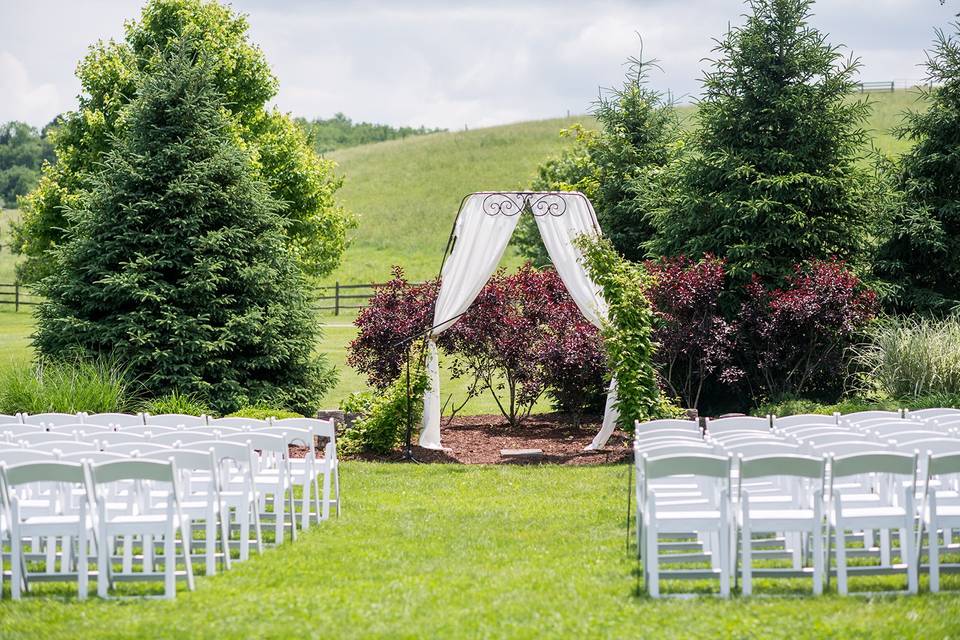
[402, 343, 417, 462]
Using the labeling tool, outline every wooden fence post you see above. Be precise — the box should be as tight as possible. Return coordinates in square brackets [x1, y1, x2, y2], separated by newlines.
[14, 282, 19, 313]
[334, 281, 340, 316]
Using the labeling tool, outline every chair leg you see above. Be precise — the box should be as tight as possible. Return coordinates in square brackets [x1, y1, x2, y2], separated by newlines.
[879, 529, 891, 567]
[97, 521, 109, 599]
[930, 520, 940, 593]
[321, 470, 332, 522]
[719, 524, 730, 598]
[812, 523, 824, 596]
[252, 500, 264, 554]
[77, 525, 88, 600]
[741, 519, 752, 596]
[645, 522, 659, 598]
[10, 524, 22, 600]
[219, 506, 232, 572]
[122, 535, 133, 574]
[836, 523, 848, 596]
[300, 479, 311, 531]
[239, 505, 250, 561]
[45, 535, 56, 574]
[334, 467, 341, 517]
[905, 524, 918, 594]
[205, 515, 216, 576]
[143, 534, 154, 574]
[273, 492, 283, 544]
[164, 525, 176, 600]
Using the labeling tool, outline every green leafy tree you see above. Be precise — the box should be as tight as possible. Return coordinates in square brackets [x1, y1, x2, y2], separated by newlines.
[0, 121, 53, 207]
[34, 42, 335, 415]
[13, 0, 352, 283]
[297, 113, 444, 154]
[514, 53, 678, 264]
[646, 0, 878, 289]
[875, 23, 960, 312]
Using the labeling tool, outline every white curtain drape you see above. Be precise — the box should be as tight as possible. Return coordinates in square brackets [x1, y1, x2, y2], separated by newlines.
[419, 192, 620, 451]
[418, 195, 521, 449]
[533, 196, 619, 450]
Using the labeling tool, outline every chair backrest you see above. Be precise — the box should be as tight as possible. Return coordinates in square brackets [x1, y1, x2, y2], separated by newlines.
[102, 441, 174, 456]
[722, 440, 805, 458]
[65, 424, 115, 437]
[831, 451, 917, 479]
[739, 453, 826, 480]
[120, 424, 177, 436]
[222, 431, 288, 453]
[908, 408, 960, 420]
[871, 428, 940, 443]
[17, 431, 78, 445]
[642, 452, 731, 480]
[144, 413, 208, 428]
[634, 418, 700, 432]
[634, 442, 716, 459]
[0, 449, 58, 466]
[208, 417, 267, 429]
[60, 451, 130, 463]
[1, 460, 87, 490]
[706, 430, 780, 443]
[0, 423, 44, 437]
[86, 412, 145, 427]
[29, 440, 99, 453]
[773, 413, 838, 428]
[44, 422, 90, 433]
[634, 428, 703, 442]
[21, 412, 84, 427]
[271, 417, 336, 440]
[841, 410, 902, 424]
[807, 440, 892, 457]
[891, 436, 960, 455]
[928, 452, 960, 477]
[90, 458, 176, 484]
[142, 447, 217, 472]
[148, 430, 218, 447]
[0, 413, 21, 424]
[93, 431, 146, 446]
[795, 431, 869, 445]
[705, 416, 770, 433]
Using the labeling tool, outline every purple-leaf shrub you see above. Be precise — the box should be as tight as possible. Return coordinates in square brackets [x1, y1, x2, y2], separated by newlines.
[645, 254, 741, 409]
[738, 258, 878, 398]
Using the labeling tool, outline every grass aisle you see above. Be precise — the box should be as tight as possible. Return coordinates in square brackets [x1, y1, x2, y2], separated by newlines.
[3, 463, 960, 638]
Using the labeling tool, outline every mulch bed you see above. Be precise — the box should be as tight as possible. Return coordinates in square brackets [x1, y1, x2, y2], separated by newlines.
[346, 413, 632, 465]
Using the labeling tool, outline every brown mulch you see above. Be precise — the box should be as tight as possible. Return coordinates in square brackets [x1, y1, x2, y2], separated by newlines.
[346, 413, 632, 465]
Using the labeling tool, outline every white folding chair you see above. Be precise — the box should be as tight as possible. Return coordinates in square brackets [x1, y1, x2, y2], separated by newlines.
[89, 459, 195, 599]
[0, 424, 44, 439]
[0, 414, 21, 424]
[222, 432, 296, 545]
[94, 431, 148, 447]
[102, 442, 175, 457]
[87, 413, 145, 427]
[923, 451, 960, 592]
[208, 417, 267, 430]
[827, 452, 919, 595]
[908, 408, 960, 421]
[144, 414, 208, 428]
[17, 431, 79, 446]
[0, 461, 96, 599]
[840, 410, 903, 425]
[120, 425, 178, 436]
[635, 419, 701, 431]
[191, 440, 263, 561]
[637, 453, 733, 598]
[141, 448, 231, 577]
[148, 431, 219, 448]
[736, 454, 827, 595]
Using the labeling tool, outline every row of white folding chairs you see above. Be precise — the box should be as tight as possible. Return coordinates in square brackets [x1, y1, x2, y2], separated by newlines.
[636, 449, 960, 598]
[1, 421, 340, 534]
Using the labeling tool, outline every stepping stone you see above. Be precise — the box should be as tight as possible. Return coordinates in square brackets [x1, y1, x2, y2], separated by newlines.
[500, 448, 543, 460]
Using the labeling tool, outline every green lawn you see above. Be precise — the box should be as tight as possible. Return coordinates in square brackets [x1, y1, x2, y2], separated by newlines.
[2, 462, 959, 638]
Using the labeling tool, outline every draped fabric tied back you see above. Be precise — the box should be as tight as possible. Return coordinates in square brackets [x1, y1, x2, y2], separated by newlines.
[419, 192, 619, 451]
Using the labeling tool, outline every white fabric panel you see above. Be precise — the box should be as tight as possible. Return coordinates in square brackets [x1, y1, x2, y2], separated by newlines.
[534, 196, 618, 450]
[418, 195, 521, 449]
[533, 195, 607, 327]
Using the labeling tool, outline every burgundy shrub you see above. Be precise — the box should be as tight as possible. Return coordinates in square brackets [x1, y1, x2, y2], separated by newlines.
[738, 258, 878, 398]
[645, 254, 741, 409]
[347, 267, 439, 389]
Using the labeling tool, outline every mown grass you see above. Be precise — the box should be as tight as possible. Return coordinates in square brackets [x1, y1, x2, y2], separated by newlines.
[1, 462, 959, 639]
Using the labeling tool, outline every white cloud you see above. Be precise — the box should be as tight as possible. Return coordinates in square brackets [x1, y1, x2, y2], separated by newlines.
[0, 52, 63, 125]
[0, 0, 955, 130]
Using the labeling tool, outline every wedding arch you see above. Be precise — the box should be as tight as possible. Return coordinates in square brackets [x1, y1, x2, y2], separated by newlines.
[419, 191, 620, 451]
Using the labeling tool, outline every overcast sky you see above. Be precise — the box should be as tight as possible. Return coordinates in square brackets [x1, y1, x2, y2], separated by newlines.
[0, 0, 954, 130]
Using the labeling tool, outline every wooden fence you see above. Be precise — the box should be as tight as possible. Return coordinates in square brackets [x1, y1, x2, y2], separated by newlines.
[0, 281, 387, 316]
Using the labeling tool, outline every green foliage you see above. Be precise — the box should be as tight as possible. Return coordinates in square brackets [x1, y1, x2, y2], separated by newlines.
[0, 121, 55, 208]
[297, 113, 444, 154]
[849, 313, 960, 399]
[33, 41, 336, 415]
[515, 54, 678, 264]
[755, 393, 960, 418]
[340, 369, 428, 455]
[875, 23, 960, 312]
[141, 391, 210, 417]
[13, 0, 352, 283]
[576, 236, 680, 428]
[0, 356, 135, 415]
[645, 0, 879, 290]
[226, 406, 303, 420]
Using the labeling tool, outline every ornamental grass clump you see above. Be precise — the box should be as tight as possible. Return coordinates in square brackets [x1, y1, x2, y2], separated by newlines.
[0, 357, 136, 415]
[850, 313, 960, 400]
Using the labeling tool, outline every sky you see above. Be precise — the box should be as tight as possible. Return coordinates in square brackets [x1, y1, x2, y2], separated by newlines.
[0, 0, 955, 131]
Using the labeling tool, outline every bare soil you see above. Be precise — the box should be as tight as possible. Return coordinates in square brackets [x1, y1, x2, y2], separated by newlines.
[346, 413, 632, 465]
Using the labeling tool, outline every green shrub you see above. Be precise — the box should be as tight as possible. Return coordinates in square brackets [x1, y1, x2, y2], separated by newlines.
[339, 391, 374, 416]
[755, 393, 960, 418]
[0, 357, 136, 415]
[340, 370, 428, 456]
[227, 406, 303, 421]
[849, 313, 960, 399]
[141, 391, 211, 417]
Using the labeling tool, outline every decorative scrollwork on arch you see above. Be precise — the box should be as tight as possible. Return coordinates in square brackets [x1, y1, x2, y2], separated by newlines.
[480, 192, 570, 217]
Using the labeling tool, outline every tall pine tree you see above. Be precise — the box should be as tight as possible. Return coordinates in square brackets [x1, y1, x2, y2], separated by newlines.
[875, 23, 960, 312]
[646, 0, 877, 288]
[35, 41, 334, 414]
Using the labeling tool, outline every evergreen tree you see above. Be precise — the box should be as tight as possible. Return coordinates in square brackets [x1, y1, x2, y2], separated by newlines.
[645, 0, 877, 289]
[514, 53, 678, 264]
[34, 42, 335, 414]
[14, 0, 352, 283]
[875, 23, 960, 312]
